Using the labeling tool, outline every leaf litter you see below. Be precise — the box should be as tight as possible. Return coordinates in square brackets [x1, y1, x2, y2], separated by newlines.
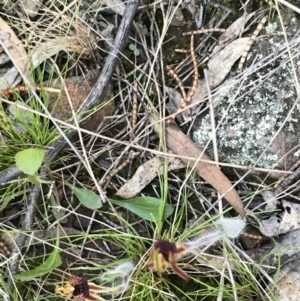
[0, 17, 32, 88]
[1, 1, 298, 300]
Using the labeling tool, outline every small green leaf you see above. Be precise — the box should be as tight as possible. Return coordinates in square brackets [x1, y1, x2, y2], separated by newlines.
[15, 148, 46, 175]
[129, 43, 136, 51]
[14, 248, 62, 281]
[110, 197, 173, 222]
[66, 183, 102, 209]
[134, 48, 140, 56]
[27, 174, 41, 185]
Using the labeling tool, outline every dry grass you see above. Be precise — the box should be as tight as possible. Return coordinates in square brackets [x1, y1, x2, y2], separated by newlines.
[0, 0, 299, 300]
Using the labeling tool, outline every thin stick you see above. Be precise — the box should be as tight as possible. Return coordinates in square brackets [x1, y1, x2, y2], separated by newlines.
[0, 84, 60, 98]
[277, 0, 300, 14]
[184, 35, 198, 106]
[174, 49, 190, 53]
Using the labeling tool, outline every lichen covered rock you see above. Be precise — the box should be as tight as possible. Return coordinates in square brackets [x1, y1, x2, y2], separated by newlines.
[193, 9, 300, 173]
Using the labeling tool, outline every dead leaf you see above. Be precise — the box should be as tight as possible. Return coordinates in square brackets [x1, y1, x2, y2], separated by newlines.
[170, 6, 185, 27]
[277, 272, 300, 301]
[0, 52, 10, 65]
[101, 24, 115, 51]
[33, 36, 94, 60]
[0, 35, 95, 89]
[47, 69, 114, 131]
[245, 229, 300, 283]
[251, 199, 300, 237]
[116, 156, 186, 199]
[192, 37, 251, 102]
[158, 120, 245, 216]
[209, 37, 250, 87]
[0, 17, 32, 88]
[165, 86, 190, 123]
[103, 0, 126, 15]
[219, 12, 255, 44]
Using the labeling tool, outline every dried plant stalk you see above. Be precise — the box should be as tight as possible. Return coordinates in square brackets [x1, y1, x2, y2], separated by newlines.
[132, 82, 138, 129]
[168, 35, 198, 123]
[0, 85, 38, 98]
[238, 15, 268, 71]
[238, 0, 277, 71]
[241, 232, 265, 240]
[0, 84, 61, 98]
[183, 28, 226, 36]
[174, 49, 190, 53]
[104, 151, 141, 185]
[0, 240, 12, 257]
[166, 65, 187, 100]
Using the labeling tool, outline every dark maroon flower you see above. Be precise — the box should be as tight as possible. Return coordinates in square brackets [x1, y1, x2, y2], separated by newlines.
[147, 240, 190, 281]
[55, 276, 119, 301]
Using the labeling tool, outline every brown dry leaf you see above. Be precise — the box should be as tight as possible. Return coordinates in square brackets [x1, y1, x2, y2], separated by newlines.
[47, 69, 114, 131]
[20, 0, 43, 18]
[116, 156, 186, 199]
[163, 122, 245, 216]
[193, 37, 250, 102]
[0, 17, 32, 88]
[0, 34, 94, 89]
[31, 37, 94, 66]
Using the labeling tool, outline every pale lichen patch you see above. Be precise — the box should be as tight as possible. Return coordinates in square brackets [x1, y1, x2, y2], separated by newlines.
[265, 22, 277, 34]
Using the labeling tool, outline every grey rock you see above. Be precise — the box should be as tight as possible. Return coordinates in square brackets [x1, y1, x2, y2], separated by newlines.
[193, 9, 300, 175]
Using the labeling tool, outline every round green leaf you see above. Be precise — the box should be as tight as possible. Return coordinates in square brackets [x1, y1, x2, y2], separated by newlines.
[129, 43, 136, 51]
[15, 148, 46, 175]
[134, 48, 140, 56]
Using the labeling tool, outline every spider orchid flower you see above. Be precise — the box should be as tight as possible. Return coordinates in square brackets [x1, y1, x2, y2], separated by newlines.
[55, 276, 119, 301]
[147, 217, 246, 281]
[147, 240, 191, 281]
[55, 261, 135, 301]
